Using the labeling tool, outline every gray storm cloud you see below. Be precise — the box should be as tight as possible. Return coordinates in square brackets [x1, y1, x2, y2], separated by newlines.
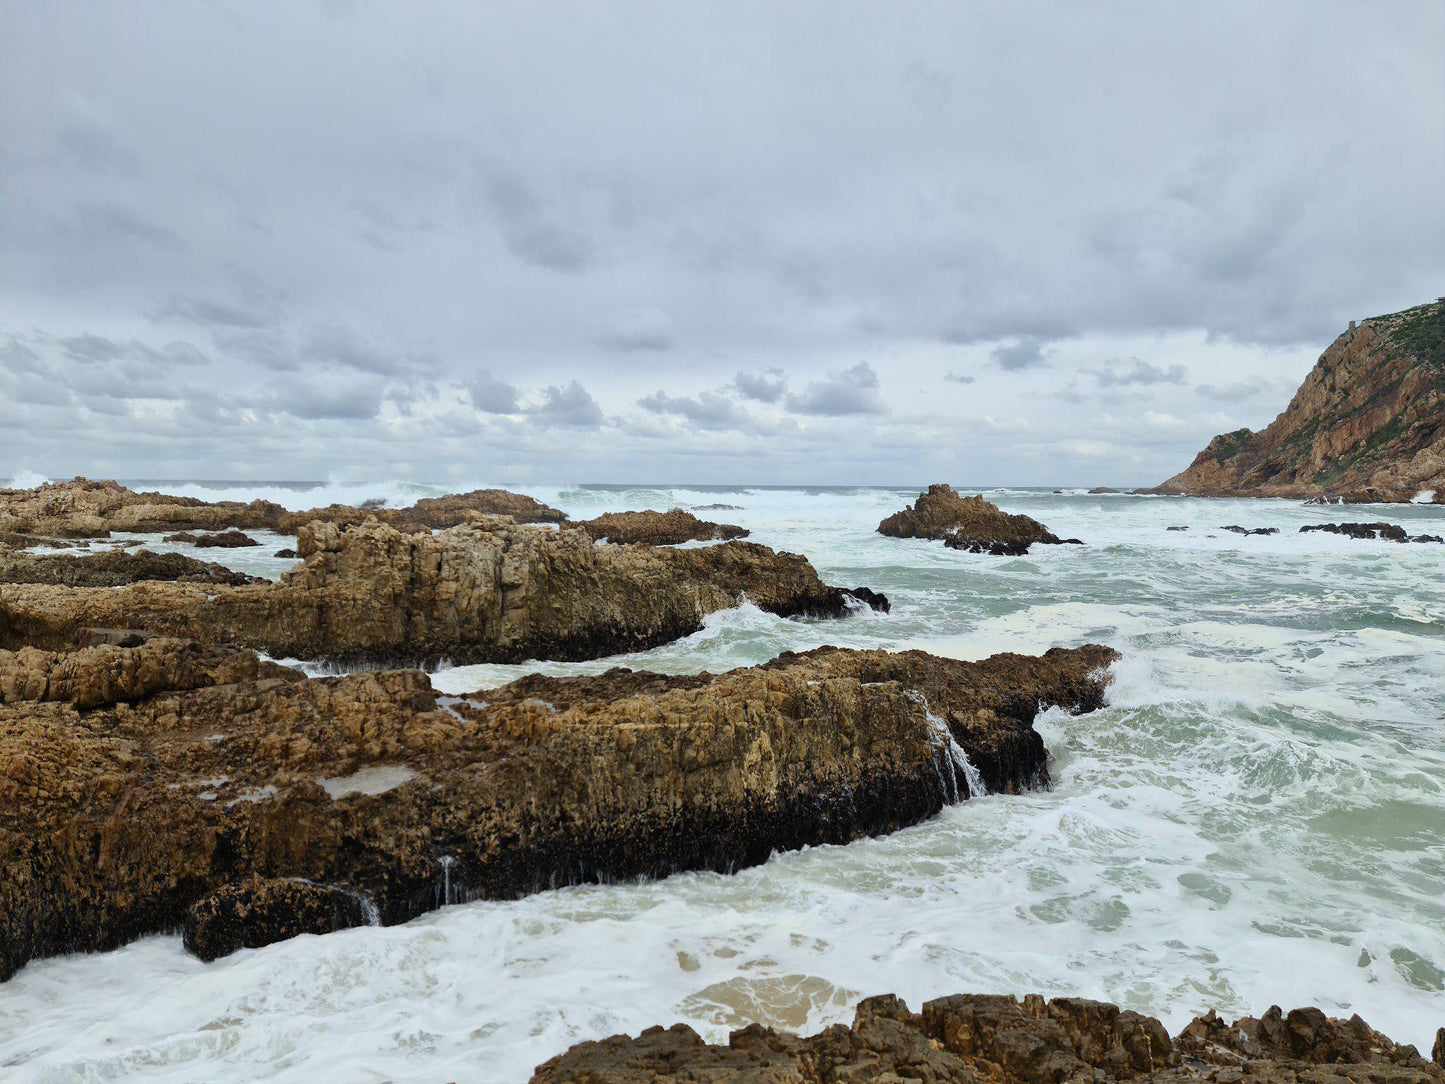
[0, 0, 1442, 483]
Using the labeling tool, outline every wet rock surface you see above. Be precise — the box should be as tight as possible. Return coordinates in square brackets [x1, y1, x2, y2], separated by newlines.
[162, 529, 260, 547]
[531, 991, 1445, 1083]
[182, 878, 376, 961]
[0, 637, 1114, 976]
[0, 518, 886, 666]
[0, 548, 263, 587]
[1300, 522, 1444, 543]
[1220, 526, 1280, 536]
[577, 508, 750, 545]
[879, 485, 1081, 555]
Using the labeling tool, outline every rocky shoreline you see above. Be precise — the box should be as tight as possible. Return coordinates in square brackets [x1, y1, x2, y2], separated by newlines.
[2, 513, 886, 667]
[0, 635, 1115, 977]
[532, 990, 1445, 1083]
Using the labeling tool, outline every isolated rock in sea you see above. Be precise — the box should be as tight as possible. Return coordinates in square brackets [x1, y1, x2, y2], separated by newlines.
[0, 637, 1116, 974]
[577, 508, 749, 545]
[530, 991, 1444, 1083]
[274, 548, 298, 558]
[163, 529, 260, 547]
[0, 518, 887, 666]
[0, 548, 263, 587]
[1219, 525, 1279, 536]
[1151, 298, 1445, 502]
[879, 484, 1080, 555]
[1088, 486, 1121, 494]
[1300, 521, 1444, 543]
[0, 477, 569, 540]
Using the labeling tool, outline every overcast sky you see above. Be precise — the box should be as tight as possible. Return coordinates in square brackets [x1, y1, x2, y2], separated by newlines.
[2, 1, 1442, 486]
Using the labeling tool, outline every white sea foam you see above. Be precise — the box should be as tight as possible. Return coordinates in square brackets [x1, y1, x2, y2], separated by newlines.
[2, 485, 1444, 1082]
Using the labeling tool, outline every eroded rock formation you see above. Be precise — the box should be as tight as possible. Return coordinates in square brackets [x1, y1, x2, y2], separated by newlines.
[531, 991, 1445, 1083]
[0, 478, 569, 539]
[879, 485, 1080, 555]
[1153, 300, 1445, 502]
[162, 529, 260, 547]
[577, 508, 749, 545]
[0, 547, 263, 587]
[0, 518, 885, 666]
[0, 637, 1116, 976]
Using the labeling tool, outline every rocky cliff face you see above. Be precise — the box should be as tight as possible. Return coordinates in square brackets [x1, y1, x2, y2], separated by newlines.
[879, 485, 1079, 555]
[0, 518, 885, 665]
[0, 637, 1116, 977]
[0, 478, 569, 538]
[531, 990, 1445, 1083]
[1155, 300, 1445, 501]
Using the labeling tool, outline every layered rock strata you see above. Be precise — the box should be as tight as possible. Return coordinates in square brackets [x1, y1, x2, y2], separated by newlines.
[879, 485, 1080, 555]
[0, 478, 568, 539]
[1153, 299, 1445, 502]
[0, 548, 263, 587]
[0, 518, 886, 666]
[0, 637, 1116, 976]
[577, 508, 749, 545]
[531, 991, 1445, 1083]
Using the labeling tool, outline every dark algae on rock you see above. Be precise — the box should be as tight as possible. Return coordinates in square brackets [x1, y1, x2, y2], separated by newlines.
[0, 637, 1115, 974]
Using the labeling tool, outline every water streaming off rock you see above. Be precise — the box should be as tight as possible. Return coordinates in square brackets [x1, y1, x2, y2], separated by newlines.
[2, 484, 1443, 1084]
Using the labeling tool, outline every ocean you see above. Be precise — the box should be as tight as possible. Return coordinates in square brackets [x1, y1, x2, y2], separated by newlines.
[3, 481, 1443, 1082]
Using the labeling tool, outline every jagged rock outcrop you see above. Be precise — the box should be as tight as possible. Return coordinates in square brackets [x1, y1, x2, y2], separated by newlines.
[162, 529, 260, 547]
[577, 509, 749, 545]
[0, 518, 887, 666]
[879, 485, 1080, 555]
[0, 637, 1116, 976]
[1153, 300, 1445, 502]
[0, 477, 569, 539]
[531, 991, 1445, 1083]
[0, 548, 263, 587]
[1300, 522, 1444, 543]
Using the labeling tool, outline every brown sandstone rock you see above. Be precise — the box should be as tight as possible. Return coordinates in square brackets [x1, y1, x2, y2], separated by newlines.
[182, 878, 375, 961]
[0, 638, 1114, 976]
[1152, 300, 1445, 502]
[0, 548, 262, 587]
[531, 991, 1444, 1084]
[577, 508, 749, 545]
[0, 477, 568, 540]
[879, 485, 1080, 555]
[0, 518, 886, 666]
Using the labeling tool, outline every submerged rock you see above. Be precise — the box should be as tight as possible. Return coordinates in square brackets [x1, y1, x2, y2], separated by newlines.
[1219, 525, 1279, 536]
[162, 529, 260, 547]
[879, 484, 1081, 555]
[0, 547, 263, 587]
[0, 637, 1114, 975]
[577, 508, 749, 545]
[0, 518, 886, 666]
[531, 991, 1444, 1083]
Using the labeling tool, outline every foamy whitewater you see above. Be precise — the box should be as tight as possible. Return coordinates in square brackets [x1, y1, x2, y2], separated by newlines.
[3, 481, 1444, 1083]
